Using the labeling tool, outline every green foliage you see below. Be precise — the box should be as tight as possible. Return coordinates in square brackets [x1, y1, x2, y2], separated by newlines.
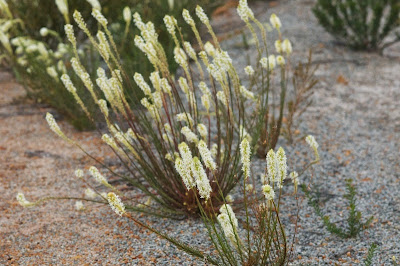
[1, 0, 220, 130]
[313, 0, 400, 50]
[364, 242, 378, 266]
[301, 179, 373, 238]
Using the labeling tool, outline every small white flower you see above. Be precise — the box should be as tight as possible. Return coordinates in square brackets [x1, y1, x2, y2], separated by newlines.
[237, 0, 254, 23]
[260, 55, 276, 70]
[240, 138, 251, 180]
[134, 73, 152, 96]
[46, 67, 58, 80]
[75, 201, 85, 211]
[85, 188, 98, 199]
[266, 149, 277, 182]
[225, 194, 234, 203]
[195, 5, 209, 24]
[274, 40, 282, 54]
[276, 55, 285, 66]
[198, 140, 216, 171]
[55, 0, 68, 16]
[192, 157, 212, 201]
[176, 113, 194, 126]
[92, 9, 108, 27]
[40, 27, 49, 37]
[164, 15, 177, 37]
[183, 41, 197, 60]
[197, 124, 208, 140]
[276, 147, 287, 188]
[240, 86, 255, 100]
[270, 13, 281, 29]
[89, 166, 110, 187]
[107, 192, 126, 216]
[46, 113, 70, 142]
[16, 193, 34, 207]
[75, 169, 84, 179]
[175, 157, 195, 189]
[181, 126, 199, 144]
[244, 65, 254, 76]
[245, 184, 253, 192]
[86, 0, 101, 10]
[282, 39, 292, 55]
[123, 7, 131, 23]
[182, 9, 195, 26]
[262, 184, 275, 201]
[290, 171, 299, 193]
[201, 94, 210, 112]
[204, 42, 216, 57]
[306, 135, 319, 160]
[216, 91, 228, 107]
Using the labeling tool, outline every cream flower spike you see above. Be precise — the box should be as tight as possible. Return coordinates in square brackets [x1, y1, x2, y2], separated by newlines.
[270, 13, 282, 30]
[16, 193, 35, 207]
[240, 138, 251, 180]
[198, 140, 216, 171]
[262, 184, 275, 201]
[123, 7, 131, 23]
[107, 192, 126, 216]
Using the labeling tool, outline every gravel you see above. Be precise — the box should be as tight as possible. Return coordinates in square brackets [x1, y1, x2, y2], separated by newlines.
[1, 0, 399, 265]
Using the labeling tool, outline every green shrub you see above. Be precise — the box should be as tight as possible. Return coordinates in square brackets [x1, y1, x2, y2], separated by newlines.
[0, 0, 220, 130]
[301, 179, 373, 238]
[313, 0, 400, 51]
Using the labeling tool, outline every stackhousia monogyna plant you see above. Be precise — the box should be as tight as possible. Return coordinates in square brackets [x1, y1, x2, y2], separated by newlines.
[18, 134, 321, 264]
[15, 0, 298, 216]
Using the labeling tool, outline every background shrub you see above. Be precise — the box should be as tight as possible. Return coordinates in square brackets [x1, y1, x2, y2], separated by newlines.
[1, 0, 221, 129]
[313, 0, 400, 50]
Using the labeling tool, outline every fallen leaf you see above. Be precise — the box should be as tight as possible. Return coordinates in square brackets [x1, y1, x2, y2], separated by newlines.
[269, 1, 279, 7]
[337, 75, 349, 85]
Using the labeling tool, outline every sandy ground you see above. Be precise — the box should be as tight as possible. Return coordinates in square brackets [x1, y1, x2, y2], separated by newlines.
[1, 0, 400, 265]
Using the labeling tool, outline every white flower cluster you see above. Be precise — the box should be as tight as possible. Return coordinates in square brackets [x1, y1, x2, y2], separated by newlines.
[240, 85, 255, 100]
[107, 192, 126, 216]
[270, 13, 281, 29]
[237, 0, 254, 23]
[176, 113, 194, 127]
[181, 126, 199, 144]
[92, 9, 108, 27]
[85, 188, 98, 199]
[192, 157, 212, 200]
[260, 55, 276, 71]
[123, 7, 131, 23]
[97, 31, 111, 61]
[176, 142, 196, 189]
[262, 184, 275, 201]
[217, 204, 239, 246]
[306, 135, 319, 160]
[289, 171, 299, 193]
[244, 65, 254, 76]
[195, 6, 209, 25]
[240, 138, 251, 180]
[266, 147, 287, 188]
[16, 193, 34, 207]
[46, 113, 70, 142]
[64, 24, 76, 47]
[182, 9, 195, 26]
[175, 142, 212, 200]
[75, 201, 85, 211]
[75, 169, 84, 179]
[86, 0, 101, 10]
[89, 166, 111, 187]
[198, 140, 216, 171]
[55, 0, 68, 17]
